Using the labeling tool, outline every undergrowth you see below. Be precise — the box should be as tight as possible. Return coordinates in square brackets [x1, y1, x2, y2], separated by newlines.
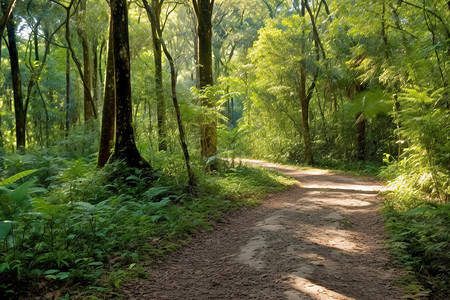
[315, 157, 381, 177]
[380, 158, 449, 299]
[0, 154, 295, 298]
[383, 202, 450, 299]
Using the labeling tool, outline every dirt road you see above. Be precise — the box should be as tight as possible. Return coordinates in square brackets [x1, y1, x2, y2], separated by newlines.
[122, 160, 404, 299]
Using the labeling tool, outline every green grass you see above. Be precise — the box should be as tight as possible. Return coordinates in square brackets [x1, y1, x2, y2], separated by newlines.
[0, 157, 295, 298]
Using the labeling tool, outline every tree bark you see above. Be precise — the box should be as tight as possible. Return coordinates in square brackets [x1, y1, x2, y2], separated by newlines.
[98, 14, 116, 167]
[356, 114, 366, 160]
[2, 3, 25, 151]
[0, 0, 15, 38]
[193, 0, 217, 162]
[92, 39, 99, 104]
[300, 66, 313, 165]
[151, 0, 167, 152]
[109, 0, 149, 168]
[66, 49, 70, 137]
[381, 1, 389, 59]
[77, 0, 94, 121]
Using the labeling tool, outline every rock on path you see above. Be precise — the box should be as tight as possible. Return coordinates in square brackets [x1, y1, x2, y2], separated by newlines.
[122, 160, 404, 300]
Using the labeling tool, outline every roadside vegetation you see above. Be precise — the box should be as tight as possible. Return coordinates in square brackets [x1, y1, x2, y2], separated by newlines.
[0, 0, 448, 298]
[0, 153, 295, 297]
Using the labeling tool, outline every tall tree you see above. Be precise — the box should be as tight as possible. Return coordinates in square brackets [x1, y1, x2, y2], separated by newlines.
[108, 0, 148, 168]
[2, 1, 25, 151]
[52, 0, 97, 121]
[143, 0, 196, 186]
[150, 0, 167, 152]
[76, 0, 94, 121]
[97, 11, 115, 167]
[294, 0, 322, 165]
[192, 0, 217, 162]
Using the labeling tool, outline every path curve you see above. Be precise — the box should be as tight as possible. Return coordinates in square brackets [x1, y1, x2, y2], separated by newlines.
[122, 160, 404, 299]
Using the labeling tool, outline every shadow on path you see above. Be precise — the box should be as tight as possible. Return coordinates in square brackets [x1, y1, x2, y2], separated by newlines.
[122, 160, 404, 300]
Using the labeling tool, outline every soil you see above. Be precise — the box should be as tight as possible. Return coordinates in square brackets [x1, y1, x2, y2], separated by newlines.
[121, 160, 405, 300]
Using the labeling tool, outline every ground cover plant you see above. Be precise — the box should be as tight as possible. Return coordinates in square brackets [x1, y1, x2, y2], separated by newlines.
[0, 154, 295, 298]
[0, 0, 448, 298]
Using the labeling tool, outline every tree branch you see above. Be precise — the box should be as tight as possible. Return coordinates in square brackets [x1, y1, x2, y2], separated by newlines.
[0, 0, 16, 38]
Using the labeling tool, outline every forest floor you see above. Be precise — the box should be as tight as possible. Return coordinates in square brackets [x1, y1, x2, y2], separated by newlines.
[121, 160, 405, 300]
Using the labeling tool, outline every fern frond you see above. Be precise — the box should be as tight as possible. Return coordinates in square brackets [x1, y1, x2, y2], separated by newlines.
[0, 170, 38, 187]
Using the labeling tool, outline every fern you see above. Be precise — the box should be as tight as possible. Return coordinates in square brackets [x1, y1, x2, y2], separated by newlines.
[0, 170, 37, 187]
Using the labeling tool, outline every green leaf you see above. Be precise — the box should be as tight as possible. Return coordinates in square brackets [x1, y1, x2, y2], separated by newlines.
[144, 187, 169, 200]
[114, 279, 122, 289]
[126, 175, 140, 181]
[43, 269, 60, 275]
[55, 272, 70, 280]
[0, 222, 12, 239]
[73, 201, 95, 210]
[0, 170, 38, 187]
[151, 215, 161, 222]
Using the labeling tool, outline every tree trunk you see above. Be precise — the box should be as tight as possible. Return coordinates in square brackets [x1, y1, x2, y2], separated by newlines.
[300, 66, 313, 165]
[98, 14, 116, 167]
[192, 14, 199, 87]
[356, 114, 366, 160]
[193, 0, 217, 162]
[62, 0, 96, 120]
[66, 49, 70, 137]
[381, 1, 389, 59]
[77, 0, 94, 121]
[0, 0, 16, 39]
[143, 0, 195, 187]
[151, 0, 167, 152]
[92, 39, 99, 105]
[109, 0, 149, 168]
[3, 4, 25, 151]
[79, 32, 94, 120]
[33, 20, 40, 61]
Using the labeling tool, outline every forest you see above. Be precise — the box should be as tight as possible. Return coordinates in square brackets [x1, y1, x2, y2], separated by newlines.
[0, 0, 448, 298]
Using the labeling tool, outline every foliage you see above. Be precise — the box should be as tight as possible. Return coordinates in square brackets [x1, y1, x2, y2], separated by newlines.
[0, 158, 294, 297]
[0, 0, 449, 297]
[384, 202, 450, 298]
[380, 87, 449, 299]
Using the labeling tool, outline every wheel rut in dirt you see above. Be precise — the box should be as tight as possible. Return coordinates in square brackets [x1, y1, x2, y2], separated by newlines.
[122, 160, 404, 300]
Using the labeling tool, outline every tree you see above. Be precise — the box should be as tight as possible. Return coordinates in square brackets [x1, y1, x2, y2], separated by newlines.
[192, 0, 217, 162]
[76, 0, 95, 121]
[108, 0, 148, 168]
[2, 0, 25, 151]
[97, 10, 115, 167]
[0, 0, 15, 38]
[143, 0, 196, 186]
[150, 0, 167, 152]
[52, 0, 97, 123]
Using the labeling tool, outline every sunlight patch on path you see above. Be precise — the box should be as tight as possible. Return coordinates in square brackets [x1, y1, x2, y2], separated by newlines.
[285, 275, 356, 300]
[300, 183, 385, 192]
[237, 234, 266, 269]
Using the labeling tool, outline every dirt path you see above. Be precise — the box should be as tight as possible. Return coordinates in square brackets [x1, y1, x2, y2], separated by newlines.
[122, 160, 404, 300]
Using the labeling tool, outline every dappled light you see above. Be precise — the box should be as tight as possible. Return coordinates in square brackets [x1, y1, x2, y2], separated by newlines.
[286, 274, 355, 300]
[0, 0, 447, 298]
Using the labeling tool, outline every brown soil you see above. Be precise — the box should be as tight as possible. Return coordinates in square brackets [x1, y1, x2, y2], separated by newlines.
[122, 160, 404, 300]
